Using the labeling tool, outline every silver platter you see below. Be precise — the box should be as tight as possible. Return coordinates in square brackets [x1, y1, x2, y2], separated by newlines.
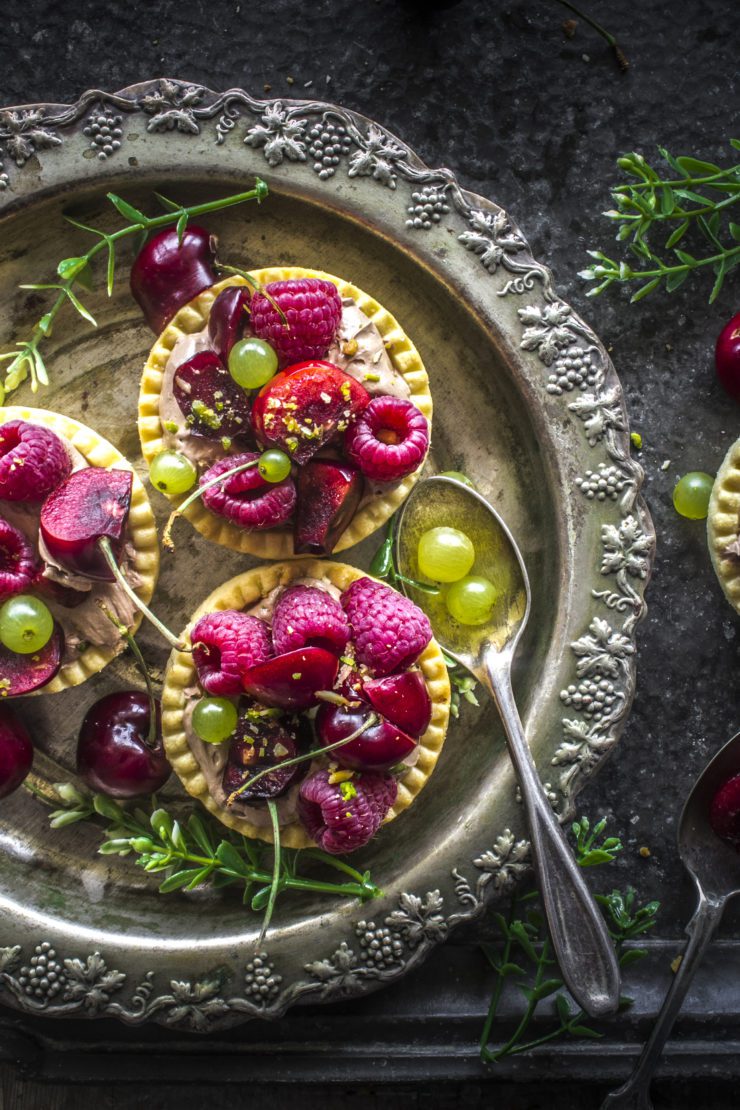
[0, 81, 653, 1030]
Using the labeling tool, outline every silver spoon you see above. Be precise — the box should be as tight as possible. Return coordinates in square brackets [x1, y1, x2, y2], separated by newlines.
[601, 729, 740, 1109]
[396, 475, 621, 1018]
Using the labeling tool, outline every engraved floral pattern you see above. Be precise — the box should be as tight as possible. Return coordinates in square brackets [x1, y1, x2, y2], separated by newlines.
[0, 80, 652, 1031]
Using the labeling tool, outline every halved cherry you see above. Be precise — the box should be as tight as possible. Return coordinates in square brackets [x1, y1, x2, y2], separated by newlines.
[130, 225, 218, 334]
[315, 701, 417, 771]
[251, 360, 369, 465]
[223, 705, 311, 802]
[0, 705, 33, 798]
[172, 351, 252, 440]
[0, 622, 64, 696]
[363, 671, 432, 738]
[242, 647, 339, 710]
[208, 286, 252, 364]
[294, 459, 363, 556]
[40, 468, 132, 582]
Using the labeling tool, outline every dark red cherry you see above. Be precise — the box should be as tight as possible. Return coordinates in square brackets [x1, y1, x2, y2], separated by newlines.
[710, 772, 740, 847]
[77, 690, 169, 798]
[208, 286, 252, 364]
[363, 671, 432, 738]
[40, 468, 132, 582]
[172, 351, 252, 440]
[315, 701, 417, 771]
[130, 225, 218, 334]
[294, 459, 363, 556]
[0, 705, 33, 798]
[716, 311, 740, 400]
[0, 622, 64, 696]
[222, 704, 311, 803]
[242, 647, 339, 710]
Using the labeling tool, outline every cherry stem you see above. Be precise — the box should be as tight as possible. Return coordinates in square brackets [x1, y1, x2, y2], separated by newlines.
[162, 457, 260, 551]
[258, 800, 282, 947]
[226, 712, 378, 807]
[216, 264, 289, 326]
[97, 602, 159, 749]
[97, 537, 188, 651]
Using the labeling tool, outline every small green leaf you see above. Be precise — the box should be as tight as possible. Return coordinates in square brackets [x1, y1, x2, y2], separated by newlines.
[57, 256, 88, 281]
[187, 813, 215, 857]
[150, 808, 173, 841]
[49, 809, 89, 829]
[93, 794, 124, 821]
[569, 1024, 603, 1039]
[63, 287, 97, 327]
[675, 156, 722, 176]
[579, 848, 620, 867]
[170, 820, 187, 853]
[499, 962, 527, 977]
[665, 219, 689, 249]
[532, 977, 564, 1002]
[509, 921, 539, 963]
[106, 239, 116, 297]
[159, 869, 200, 893]
[176, 211, 188, 246]
[154, 191, 182, 212]
[106, 192, 147, 224]
[619, 948, 648, 967]
[729, 223, 740, 241]
[369, 536, 393, 578]
[630, 278, 662, 303]
[250, 885, 271, 911]
[659, 185, 675, 214]
[33, 348, 48, 387]
[709, 257, 728, 304]
[185, 865, 215, 890]
[37, 313, 54, 336]
[555, 993, 572, 1023]
[666, 270, 689, 292]
[216, 840, 251, 876]
[99, 838, 133, 855]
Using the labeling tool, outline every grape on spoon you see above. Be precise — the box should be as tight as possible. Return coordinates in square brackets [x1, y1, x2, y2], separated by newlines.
[396, 474, 621, 1018]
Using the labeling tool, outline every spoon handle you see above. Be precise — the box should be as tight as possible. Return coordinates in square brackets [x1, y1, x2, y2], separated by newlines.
[600, 894, 725, 1110]
[484, 655, 621, 1018]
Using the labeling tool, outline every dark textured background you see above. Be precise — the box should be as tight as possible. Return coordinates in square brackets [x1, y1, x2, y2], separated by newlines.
[1, 0, 739, 1106]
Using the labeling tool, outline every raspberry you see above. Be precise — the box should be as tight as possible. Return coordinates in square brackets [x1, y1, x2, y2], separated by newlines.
[0, 421, 71, 502]
[345, 396, 429, 483]
[342, 577, 432, 676]
[298, 768, 397, 854]
[272, 584, 350, 656]
[200, 452, 296, 530]
[0, 518, 39, 599]
[250, 279, 342, 365]
[191, 610, 273, 695]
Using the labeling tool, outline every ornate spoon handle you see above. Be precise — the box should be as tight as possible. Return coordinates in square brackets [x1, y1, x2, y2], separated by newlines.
[600, 894, 726, 1110]
[484, 653, 621, 1018]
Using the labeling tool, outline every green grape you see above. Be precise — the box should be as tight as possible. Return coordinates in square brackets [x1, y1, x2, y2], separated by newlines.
[258, 449, 292, 483]
[192, 697, 238, 744]
[149, 449, 197, 495]
[440, 470, 475, 488]
[445, 576, 499, 626]
[418, 527, 475, 583]
[228, 338, 278, 390]
[673, 471, 714, 520]
[0, 594, 54, 654]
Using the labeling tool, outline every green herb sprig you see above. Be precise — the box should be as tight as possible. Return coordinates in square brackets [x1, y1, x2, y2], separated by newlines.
[0, 180, 268, 401]
[369, 515, 441, 597]
[581, 141, 740, 302]
[442, 651, 480, 719]
[44, 785, 380, 935]
[479, 816, 659, 1062]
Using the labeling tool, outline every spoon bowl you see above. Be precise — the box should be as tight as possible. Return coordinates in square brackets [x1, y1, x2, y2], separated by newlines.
[396, 474, 621, 1018]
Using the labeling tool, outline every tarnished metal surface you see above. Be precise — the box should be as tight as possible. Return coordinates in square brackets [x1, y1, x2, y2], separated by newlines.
[0, 81, 653, 1030]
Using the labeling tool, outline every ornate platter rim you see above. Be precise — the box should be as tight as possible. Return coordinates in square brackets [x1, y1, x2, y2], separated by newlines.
[0, 80, 654, 1032]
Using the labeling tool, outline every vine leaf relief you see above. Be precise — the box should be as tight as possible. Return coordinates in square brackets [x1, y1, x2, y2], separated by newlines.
[244, 102, 307, 166]
[459, 209, 527, 273]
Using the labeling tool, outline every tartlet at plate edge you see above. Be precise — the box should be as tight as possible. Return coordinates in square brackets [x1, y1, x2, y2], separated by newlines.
[708, 436, 740, 612]
[0, 405, 160, 694]
[161, 559, 451, 849]
[137, 267, 433, 560]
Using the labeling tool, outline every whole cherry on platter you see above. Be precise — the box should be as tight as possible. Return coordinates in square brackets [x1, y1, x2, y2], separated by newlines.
[716, 310, 740, 400]
[77, 690, 170, 798]
[0, 705, 33, 799]
[130, 226, 218, 334]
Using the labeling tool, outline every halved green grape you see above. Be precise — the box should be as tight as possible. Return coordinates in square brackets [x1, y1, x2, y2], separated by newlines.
[0, 595, 54, 654]
[673, 471, 714, 520]
[228, 338, 278, 390]
[418, 526, 475, 583]
[445, 575, 499, 626]
[258, 449, 292, 484]
[149, 449, 197, 495]
[192, 697, 238, 744]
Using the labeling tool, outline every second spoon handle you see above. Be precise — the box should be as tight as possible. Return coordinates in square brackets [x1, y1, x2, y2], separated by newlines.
[600, 893, 726, 1110]
[484, 654, 621, 1018]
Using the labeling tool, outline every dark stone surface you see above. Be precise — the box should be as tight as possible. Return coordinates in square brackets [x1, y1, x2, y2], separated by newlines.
[2, 0, 740, 1104]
